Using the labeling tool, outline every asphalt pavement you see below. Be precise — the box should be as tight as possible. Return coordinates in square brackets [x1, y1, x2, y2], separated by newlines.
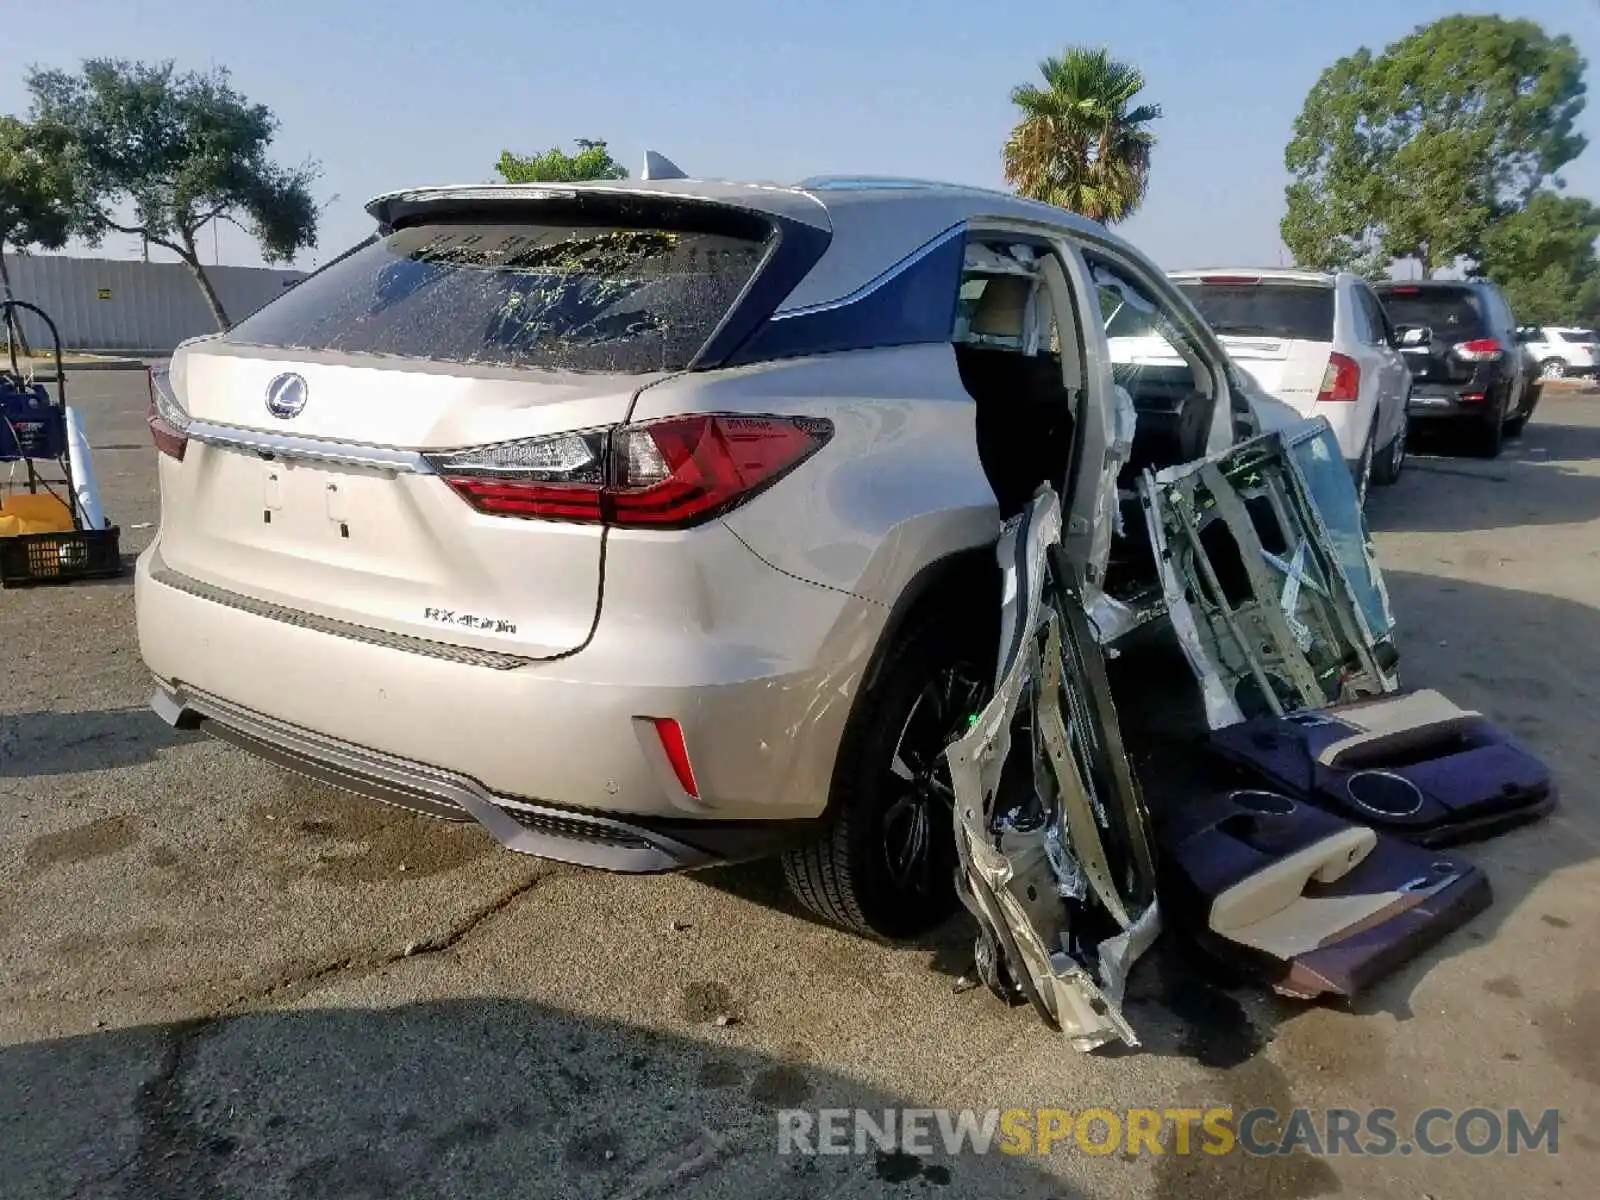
[2, 371, 1597, 1198]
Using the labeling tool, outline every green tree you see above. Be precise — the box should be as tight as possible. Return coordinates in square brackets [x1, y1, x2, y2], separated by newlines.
[1283, 15, 1587, 276]
[495, 139, 628, 184]
[27, 59, 319, 330]
[1002, 46, 1162, 224]
[0, 114, 91, 308]
[1477, 190, 1600, 325]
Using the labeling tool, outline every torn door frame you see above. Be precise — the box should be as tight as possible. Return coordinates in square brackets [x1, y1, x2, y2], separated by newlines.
[1138, 418, 1400, 730]
[945, 485, 1160, 1053]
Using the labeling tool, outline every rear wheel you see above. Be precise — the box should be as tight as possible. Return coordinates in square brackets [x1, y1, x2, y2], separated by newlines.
[1539, 358, 1567, 382]
[1354, 426, 1376, 505]
[1506, 383, 1539, 438]
[1371, 419, 1406, 486]
[783, 611, 989, 939]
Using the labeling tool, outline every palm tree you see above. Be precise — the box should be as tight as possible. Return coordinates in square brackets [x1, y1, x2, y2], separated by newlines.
[1003, 47, 1162, 224]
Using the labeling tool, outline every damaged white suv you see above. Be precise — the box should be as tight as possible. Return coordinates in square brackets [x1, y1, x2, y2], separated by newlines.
[139, 168, 1351, 942]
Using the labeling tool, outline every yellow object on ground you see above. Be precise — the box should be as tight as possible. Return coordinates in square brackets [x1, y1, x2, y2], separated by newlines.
[0, 492, 75, 536]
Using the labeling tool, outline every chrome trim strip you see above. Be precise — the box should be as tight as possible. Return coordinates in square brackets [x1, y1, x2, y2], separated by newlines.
[149, 561, 536, 671]
[186, 421, 434, 474]
[771, 223, 966, 320]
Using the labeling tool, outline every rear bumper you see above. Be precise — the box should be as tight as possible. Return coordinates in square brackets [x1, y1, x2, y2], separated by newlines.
[1305, 402, 1368, 464]
[1405, 386, 1501, 423]
[150, 681, 819, 872]
[137, 532, 881, 837]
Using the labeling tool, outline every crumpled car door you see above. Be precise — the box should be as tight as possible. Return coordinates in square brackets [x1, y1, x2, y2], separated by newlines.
[1138, 417, 1400, 729]
[945, 486, 1160, 1052]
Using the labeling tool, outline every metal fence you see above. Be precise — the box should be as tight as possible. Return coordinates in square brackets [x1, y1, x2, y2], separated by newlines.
[2, 254, 307, 353]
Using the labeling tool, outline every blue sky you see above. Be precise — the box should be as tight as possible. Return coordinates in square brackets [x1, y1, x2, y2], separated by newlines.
[5, 0, 1597, 272]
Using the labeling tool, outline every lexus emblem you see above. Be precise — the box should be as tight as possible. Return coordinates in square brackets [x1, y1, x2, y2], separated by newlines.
[265, 373, 308, 419]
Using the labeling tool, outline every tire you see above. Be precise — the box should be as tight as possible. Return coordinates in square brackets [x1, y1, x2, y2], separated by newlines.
[1354, 426, 1375, 505]
[1371, 419, 1406, 486]
[783, 609, 991, 939]
[1539, 358, 1566, 382]
[1506, 384, 1539, 438]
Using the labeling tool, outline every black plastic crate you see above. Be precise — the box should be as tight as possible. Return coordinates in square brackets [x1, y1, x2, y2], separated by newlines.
[0, 526, 123, 587]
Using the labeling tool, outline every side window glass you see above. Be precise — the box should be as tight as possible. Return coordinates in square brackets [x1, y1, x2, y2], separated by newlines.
[1088, 255, 1209, 394]
[1375, 294, 1394, 345]
[1489, 291, 1515, 335]
[1350, 291, 1374, 344]
[1363, 289, 1391, 345]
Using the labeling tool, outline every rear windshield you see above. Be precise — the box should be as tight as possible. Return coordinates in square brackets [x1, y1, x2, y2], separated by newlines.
[1174, 281, 1334, 341]
[224, 221, 769, 373]
[1375, 288, 1486, 339]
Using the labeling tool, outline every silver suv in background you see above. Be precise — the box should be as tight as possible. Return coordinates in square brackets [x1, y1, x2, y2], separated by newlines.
[1166, 269, 1412, 495]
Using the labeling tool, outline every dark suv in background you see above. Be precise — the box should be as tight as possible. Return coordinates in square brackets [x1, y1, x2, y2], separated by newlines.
[1374, 280, 1540, 459]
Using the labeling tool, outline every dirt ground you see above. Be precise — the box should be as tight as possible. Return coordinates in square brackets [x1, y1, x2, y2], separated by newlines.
[2, 371, 1597, 1199]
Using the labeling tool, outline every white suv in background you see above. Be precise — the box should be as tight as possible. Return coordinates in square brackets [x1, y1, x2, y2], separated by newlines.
[1518, 325, 1599, 381]
[1166, 270, 1412, 495]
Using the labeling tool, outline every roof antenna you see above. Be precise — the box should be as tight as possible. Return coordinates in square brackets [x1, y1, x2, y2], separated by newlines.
[642, 150, 688, 181]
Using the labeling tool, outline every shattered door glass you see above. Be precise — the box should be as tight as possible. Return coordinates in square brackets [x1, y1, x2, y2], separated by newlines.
[945, 487, 1159, 1052]
[1139, 419, 1399, 729]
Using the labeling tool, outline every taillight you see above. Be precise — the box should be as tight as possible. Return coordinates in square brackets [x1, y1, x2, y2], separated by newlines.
[427, 414, 833, 529]
[1200, 275, 1261, 286]
[1453, 338, 1504, 362]
[147, 366, 189, 461]
[1317, 352, 1361, 403]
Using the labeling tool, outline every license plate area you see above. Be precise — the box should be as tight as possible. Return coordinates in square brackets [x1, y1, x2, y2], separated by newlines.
[196, 447, 435, 575]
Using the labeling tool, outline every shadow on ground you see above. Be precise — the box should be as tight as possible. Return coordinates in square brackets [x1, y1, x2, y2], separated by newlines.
[0, 999, 1079, 1200]
[1371, 417, 1600, 533]
[0, 707, 201, 778]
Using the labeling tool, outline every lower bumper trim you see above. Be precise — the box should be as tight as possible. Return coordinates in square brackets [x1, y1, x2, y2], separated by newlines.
[149, 682, 758, 874]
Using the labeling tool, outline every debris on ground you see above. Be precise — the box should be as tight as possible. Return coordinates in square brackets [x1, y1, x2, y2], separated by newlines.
[946, 422, 1556, 1051]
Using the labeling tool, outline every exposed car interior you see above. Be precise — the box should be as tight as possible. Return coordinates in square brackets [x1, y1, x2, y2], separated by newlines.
[1091, 256, 1216, 480]
[1087, 257, 1220, 606]
[954, 241, 1078, 520]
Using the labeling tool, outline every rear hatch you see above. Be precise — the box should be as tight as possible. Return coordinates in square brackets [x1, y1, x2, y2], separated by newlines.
[155, 201, 779, 659]
[1173, 276, 1335, 415]
[1374, 285, 1487, 386]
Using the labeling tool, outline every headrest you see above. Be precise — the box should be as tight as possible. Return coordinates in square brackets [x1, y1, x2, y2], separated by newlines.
[969, 275, 1032, 339]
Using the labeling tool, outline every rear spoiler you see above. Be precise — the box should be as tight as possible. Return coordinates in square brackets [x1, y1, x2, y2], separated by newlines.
[364, 182, 830, 236]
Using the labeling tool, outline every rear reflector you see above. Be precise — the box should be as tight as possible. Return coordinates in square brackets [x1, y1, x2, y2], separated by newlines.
[1317, 352, 1361, 403]
[428, 414, 833, 529]
[1453, 338, 1505, 362]
[1461, 393, 1487, 403]
[651, 718, 699, 798]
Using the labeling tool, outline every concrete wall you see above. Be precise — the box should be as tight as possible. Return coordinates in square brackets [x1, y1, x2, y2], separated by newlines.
[2, 254, 306, 353]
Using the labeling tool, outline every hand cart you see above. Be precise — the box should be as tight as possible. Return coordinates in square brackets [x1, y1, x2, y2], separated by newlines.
[1, 299, 123, 586]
